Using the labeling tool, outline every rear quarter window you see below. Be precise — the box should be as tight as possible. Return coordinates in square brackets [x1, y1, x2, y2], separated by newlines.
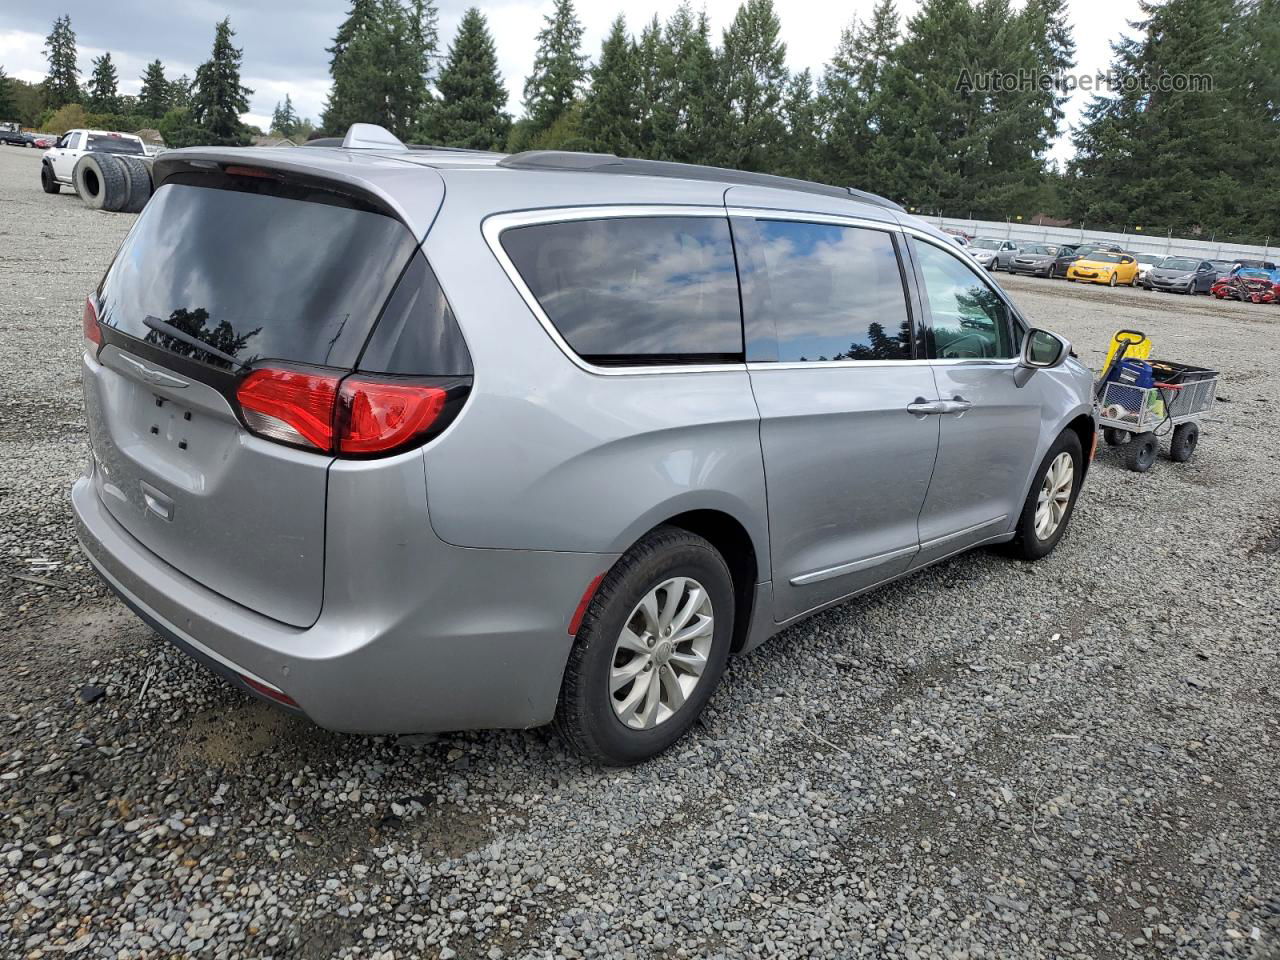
[87, 134, 146, 155]
[499, 215, 743, 366]
[357, 254, 473, 376]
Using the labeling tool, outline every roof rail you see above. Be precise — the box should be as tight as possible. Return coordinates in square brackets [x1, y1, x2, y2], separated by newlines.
[497, 151, 905, 212]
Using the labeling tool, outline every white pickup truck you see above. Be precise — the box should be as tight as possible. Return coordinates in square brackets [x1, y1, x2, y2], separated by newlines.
[40, 129, 152, 212]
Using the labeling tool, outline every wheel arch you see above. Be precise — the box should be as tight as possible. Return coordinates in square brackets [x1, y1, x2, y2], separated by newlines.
[622, 507, 763, 655]
[1064, 412, 1096, 481]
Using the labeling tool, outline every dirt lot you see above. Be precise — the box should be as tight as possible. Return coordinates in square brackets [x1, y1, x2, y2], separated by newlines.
[1, 144, 1278, 960]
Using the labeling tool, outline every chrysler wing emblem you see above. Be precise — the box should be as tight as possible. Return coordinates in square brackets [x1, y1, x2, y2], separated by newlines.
[118, 354, 190, 389]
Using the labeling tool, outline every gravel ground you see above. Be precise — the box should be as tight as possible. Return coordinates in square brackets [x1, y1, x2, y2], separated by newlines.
[1, 144, 1278, 960]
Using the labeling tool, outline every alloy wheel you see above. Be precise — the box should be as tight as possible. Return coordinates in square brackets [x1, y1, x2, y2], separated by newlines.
[609, 577, 714, 730]
[1034, 452, 1074, 540]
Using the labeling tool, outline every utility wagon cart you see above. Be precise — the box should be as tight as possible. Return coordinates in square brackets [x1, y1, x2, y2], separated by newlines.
[1097, 358, 1219, 472]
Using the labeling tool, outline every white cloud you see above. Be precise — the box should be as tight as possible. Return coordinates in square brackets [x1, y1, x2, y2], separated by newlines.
[0, 29, 50, 83]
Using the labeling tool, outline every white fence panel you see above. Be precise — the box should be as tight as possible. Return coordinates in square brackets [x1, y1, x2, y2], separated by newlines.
[923, 216, 1274, 263]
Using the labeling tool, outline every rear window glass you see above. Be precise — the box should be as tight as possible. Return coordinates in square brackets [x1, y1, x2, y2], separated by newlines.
[98, 182, 417, 370]
[86, 134, 146, 155]
[735, 219, 912, 362]
[499, 216, 742, 365]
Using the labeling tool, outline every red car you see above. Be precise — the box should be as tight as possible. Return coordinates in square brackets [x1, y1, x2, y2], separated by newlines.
[1211, 270, 1278, 304]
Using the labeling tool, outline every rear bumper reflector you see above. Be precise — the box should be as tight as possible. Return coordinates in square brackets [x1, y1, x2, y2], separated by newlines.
[239, 673, 300, 708]
[568, 574, 605, 635]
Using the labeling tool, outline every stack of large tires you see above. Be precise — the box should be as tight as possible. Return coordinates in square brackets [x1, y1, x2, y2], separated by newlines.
[71, 153, 152, 214]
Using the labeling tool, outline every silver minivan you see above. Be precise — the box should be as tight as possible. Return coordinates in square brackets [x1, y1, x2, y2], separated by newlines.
[73, 125, 1096, 764]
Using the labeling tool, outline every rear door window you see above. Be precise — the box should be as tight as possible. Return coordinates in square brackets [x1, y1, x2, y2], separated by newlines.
[498, 215, 742, 365]
[86, 134, 146, 155]
[97, 181, 419, 371]
[732, 218, 914, 362]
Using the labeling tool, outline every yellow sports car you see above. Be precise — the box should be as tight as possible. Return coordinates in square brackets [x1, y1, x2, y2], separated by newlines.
[1066, 251, 1139, 287]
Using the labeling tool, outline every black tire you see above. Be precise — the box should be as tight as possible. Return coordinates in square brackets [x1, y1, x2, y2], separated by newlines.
[1168, 422, 1199, 462]
[40, 164, 60, 194]
[1004, 430, 1083, 561]
[73, 153, 128, 212]
[1103, 427, 1129, 446]
[1109, 273, 1118, 287]
[1124, 431, 1158, 472]
[555, 526, 734, 766]
[116, 155, 153, 213]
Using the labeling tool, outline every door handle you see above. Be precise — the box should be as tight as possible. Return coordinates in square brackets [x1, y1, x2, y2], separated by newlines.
[907, 397, 973, 416]
[938, 396, 973, 414]
[907, 398, 948, 416]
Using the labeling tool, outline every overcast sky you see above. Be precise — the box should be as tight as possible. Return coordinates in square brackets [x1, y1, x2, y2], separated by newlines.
[1, 0, 1143, 163]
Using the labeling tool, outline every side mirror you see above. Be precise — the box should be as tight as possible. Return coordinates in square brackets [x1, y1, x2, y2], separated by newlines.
[1015, 328, 1070, 386]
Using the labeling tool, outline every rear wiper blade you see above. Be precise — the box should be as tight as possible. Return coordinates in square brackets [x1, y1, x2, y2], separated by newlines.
[143, 315, 247, 370]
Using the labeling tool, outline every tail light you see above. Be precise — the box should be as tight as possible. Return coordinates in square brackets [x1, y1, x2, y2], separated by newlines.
[237, 369, 338, 450]
[337, 378, 447, 455]
[235, 367, 461, 457]
[83, 297, 102, 353]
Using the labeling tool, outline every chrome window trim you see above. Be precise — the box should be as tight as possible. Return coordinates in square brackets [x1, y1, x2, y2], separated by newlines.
[482, 205, 747, 378]
[724, 206, 902, 234]
[748, 358, 1018, 371]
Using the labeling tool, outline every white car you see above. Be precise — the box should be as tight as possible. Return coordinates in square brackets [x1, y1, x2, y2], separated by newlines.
[968, 237, 1019, 271]
[40, 129, 147, 193]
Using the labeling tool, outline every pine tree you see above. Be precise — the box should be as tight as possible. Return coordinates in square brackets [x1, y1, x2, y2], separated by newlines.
[322, 0, 436, 138]
[658, 5, 719, 164]
[580, 16, 640, 155]
[521, 0, 587, 137]
[633, 15, 672, 159]
[190, 17, 253, 145]
[168, 74, 193, 109]
[820, 0, 899, 188]
[87, 52, 121, 114]
[322, 0, 388, 133]
[717, 0, 789, 171]
[420, 7, 510, 149]
[138, 59, 169, 118]
[43, 15, 81, 110]
[0, 66, 14, 121]
[780, 68, 819, 180]
[1238, 0, 1280, 239]
[394, 0, 438, 135]
[1068, 0, 1248, 234]
[322, 0, 378, 132]
[871, 0, 986, 210]
[271, 94, 301, 137]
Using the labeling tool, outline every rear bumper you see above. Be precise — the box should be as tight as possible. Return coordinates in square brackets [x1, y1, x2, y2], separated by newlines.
[73, 470, 615, 734]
